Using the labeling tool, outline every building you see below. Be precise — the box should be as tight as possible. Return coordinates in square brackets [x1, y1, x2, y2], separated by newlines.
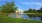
[16, 9, 23, 18]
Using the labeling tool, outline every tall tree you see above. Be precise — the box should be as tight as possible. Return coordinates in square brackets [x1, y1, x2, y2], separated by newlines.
[28, 8, 33, 13]
[40, 7, 42, 11]
[1, 1, 17, 13]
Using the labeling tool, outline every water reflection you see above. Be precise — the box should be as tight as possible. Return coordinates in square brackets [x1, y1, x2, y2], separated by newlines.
[28, 14, 42, 21]
[8, 14, 42, 21]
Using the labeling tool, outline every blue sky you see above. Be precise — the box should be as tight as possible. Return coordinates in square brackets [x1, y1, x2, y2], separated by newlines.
[0, 0, 42, 10]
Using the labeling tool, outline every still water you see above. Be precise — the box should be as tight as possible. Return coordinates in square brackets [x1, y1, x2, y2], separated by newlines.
[8, 14, 42, 21]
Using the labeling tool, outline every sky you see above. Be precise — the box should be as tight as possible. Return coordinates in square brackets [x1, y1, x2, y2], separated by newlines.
[0, 0, 42, 10]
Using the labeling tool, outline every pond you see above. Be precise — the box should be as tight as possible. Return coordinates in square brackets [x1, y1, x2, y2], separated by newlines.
[8, 14, 42, 21]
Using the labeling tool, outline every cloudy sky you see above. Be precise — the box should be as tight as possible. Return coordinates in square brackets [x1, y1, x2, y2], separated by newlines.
[15, 0, 42, 10]
[0, 0, 42, 10]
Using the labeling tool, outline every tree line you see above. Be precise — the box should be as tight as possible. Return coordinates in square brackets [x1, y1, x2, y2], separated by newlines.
[0, 1, 17, 14]
[24, 7, 42, 13]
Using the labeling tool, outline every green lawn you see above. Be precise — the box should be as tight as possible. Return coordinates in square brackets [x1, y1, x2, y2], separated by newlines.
[0, 15, 42, 23]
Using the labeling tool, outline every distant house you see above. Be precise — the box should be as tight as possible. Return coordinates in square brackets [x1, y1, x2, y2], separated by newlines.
[16, 9, 23, 18]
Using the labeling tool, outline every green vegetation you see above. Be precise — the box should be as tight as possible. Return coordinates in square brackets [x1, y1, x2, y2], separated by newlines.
[0, 1, 17, 16]
[0, 1, 17, 13]
[24, 7, 42, 13]
[0, 15, 42, 23]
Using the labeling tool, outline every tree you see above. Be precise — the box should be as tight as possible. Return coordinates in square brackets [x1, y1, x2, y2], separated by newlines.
[40, 7, 42, 10]
[28, 8, 33, 13]
[37, 7, 42, 13]
[40, 7, 42, 12]
[24, 11, 28, 13]
[1, 1, 17, 13]
[28, 8, 37, 13]
[33, 9, 37, 13]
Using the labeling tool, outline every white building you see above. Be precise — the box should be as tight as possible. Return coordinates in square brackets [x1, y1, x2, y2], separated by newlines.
[16, 9, 23, 18]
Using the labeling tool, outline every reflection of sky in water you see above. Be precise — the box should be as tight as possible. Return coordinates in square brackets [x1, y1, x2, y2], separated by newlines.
[29, 17, 41, 21]
[8, 14, 41, 21]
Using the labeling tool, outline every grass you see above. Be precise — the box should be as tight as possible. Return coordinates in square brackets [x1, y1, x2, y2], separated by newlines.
[0, 15, 42, 23]
[23, 13, 42, 16]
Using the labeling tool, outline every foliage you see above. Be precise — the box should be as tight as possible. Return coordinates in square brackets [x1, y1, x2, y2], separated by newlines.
[24, 8, 37, 13]
[28, 8, 33, 13]
[37, 7, 42, 13]
[24, 11, 28, 13]
[24, 7, 42, 13]
[1, 1, 17, 13]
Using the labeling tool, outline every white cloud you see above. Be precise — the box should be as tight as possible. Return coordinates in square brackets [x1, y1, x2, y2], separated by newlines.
[21, 2, 29, 4]
[20, 1, 42, 5]
[20, 1, 42, 10]
[15, 0, 42, 10]
[35, 6, 41, 10]
[31, 2, 42, 5]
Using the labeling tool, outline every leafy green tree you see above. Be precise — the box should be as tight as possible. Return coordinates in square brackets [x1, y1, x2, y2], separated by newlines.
[28, 8, 33, 13]
[1, 1, 17, 13]
[24, 11, 28, 13]
[28, 8, 37, 13]
[33, 9, 37, 13]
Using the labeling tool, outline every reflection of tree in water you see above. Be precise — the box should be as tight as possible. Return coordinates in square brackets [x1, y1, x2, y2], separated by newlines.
[27, 14, 42, 21]
[27, 14, 36, 18]
[38, 16, 42, 20]
[40, 16, 42, 21]
[36, 15, 42, 21]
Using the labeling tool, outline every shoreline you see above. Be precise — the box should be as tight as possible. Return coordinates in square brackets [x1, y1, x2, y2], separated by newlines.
[0, 13, 42, 14]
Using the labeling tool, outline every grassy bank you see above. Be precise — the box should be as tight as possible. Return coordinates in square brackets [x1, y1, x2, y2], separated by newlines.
[23, 13, 42, 14]
[0, 15, 42, 23]
[23, 13, 42, 16]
